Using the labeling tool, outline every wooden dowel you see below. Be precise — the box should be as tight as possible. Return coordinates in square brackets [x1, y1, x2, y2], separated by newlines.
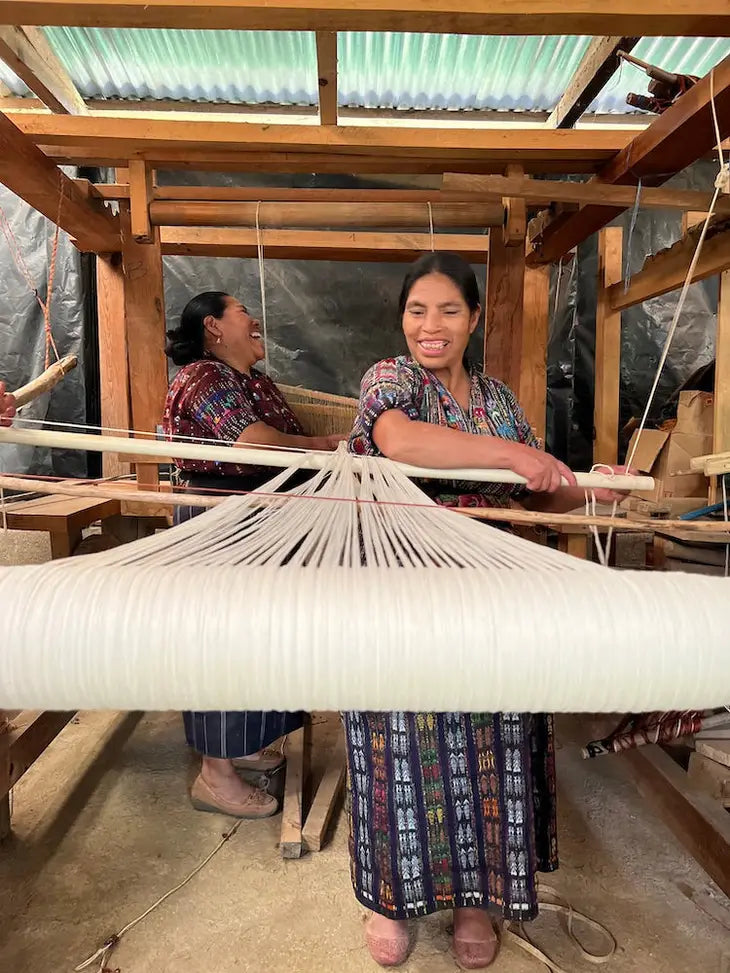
[0, 425, 655, 491]
[1, 473, 726, 534]
[12, 355, 78, 407]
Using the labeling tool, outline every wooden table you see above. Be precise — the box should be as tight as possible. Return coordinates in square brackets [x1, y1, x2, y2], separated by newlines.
[2, 494, 120, 558]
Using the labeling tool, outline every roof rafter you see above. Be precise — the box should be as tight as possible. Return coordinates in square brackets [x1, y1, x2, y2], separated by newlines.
[545, 36, 640, 129]
[0, 1, 727, 35]
[0, 26, 86, 114]
[529, 52, 730, 264]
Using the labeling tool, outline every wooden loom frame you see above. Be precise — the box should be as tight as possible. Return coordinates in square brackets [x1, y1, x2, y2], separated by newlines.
[1, 3, 730, 883]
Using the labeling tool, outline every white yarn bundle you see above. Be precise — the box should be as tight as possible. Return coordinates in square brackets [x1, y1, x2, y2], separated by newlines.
[1, 449, 727, 713]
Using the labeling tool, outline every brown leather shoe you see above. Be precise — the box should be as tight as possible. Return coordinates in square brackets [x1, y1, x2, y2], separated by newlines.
[231, 748, 286, 773]
[364, 913, 411, 967]
[452, 908, 500, 970]
[189, 773, 278, 819]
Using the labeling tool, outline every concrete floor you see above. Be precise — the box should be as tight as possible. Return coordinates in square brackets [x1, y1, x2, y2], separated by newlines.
[2, 532, 730, 972]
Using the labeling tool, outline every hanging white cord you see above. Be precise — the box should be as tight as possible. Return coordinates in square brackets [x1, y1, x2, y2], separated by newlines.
[0, 486, 6, 534]
[623, 179, 642, 293]
[723, 474, 729, 578]
[255, 201, 270, 375]
[427, 202, 435, 252]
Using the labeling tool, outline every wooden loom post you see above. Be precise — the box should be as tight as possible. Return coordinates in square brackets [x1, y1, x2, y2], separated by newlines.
[485, 209, 526, 390]
[97, 251, 131, 478]
[520, 264, 550, 441]
[120, 198, 168, 490]
[712, 269, 730, 503]
[594, 227, 623, 466]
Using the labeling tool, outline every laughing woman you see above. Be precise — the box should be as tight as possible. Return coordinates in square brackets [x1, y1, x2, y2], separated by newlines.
[346, 253, 628, 968]
[163, 291, 342, 818]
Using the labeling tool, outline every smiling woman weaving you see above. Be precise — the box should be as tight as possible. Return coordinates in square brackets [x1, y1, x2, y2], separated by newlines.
[163, 291, 344, 818]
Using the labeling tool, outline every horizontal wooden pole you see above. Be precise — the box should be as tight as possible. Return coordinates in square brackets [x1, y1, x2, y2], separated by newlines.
[2, 1, 727, 35]
[3, 473, 726, 535]
[160, 226, 489, 262]
[15, 114, 632, 163]
[11, 355, 78, 407]
[0, 426, 654, 491]
[444, 173, 730, 216]
[149, 199, 503, 229]
[609, 223, 730, 311]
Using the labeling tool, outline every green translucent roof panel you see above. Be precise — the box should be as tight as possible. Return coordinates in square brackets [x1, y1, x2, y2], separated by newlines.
[0, 29, 728, 114]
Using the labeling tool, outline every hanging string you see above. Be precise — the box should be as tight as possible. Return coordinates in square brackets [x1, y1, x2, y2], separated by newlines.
[723, 474, 729, 579]
[255, 201, 270, 375]
[427, 202, 435, 252]
[623, 178, 642, 293]
[0, 173, 63, 369]
[1, 486, 7, 534]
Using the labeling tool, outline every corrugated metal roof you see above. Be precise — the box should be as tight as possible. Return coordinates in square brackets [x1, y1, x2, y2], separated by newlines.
[1, 30, 729, 115]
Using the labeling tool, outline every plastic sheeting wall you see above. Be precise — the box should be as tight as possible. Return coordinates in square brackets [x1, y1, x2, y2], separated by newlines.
[0, 178, 88, 478]
[548, 160, 718, 469]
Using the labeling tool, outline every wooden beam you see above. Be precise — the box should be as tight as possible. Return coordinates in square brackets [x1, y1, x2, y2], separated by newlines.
[120, 202, 167, 489]
[485, 229, 525, 389]
[0, 111, 118, 251]
[315, 32, 337, 126]
[1, 710, 75, 793]
[281, 719, 312, 860]
[546, 37, 639, 129]
[529, 53, 730, 264]
[519, 264, 550, 442]
[624, 744, 730, 898]
[150, 199, 503, 229]
[2, 2, 728, 35]
[608, 222, 730, 311]
[302, 732, 346, 853]
[128, 158, 154, 243]
[97, 252, 131, 479]
[160, 226, 489, 262]
[0, 26, 86, 115]
[715, 270, 730, 466]
[594, 227, 623, 466]
[443, 172, 730, 216]
[13, 113, 632, 167]
[502, 163, 527, 247]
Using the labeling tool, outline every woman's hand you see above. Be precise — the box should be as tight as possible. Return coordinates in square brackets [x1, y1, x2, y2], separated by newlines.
[502, 441, 577, 493]
[313, 433, 348, 451]
[591, 465, 636, 505]
[0, 382, 16, 427]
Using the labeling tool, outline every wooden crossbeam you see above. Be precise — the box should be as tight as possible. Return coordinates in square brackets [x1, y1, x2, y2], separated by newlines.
[546, 37, 639, 129]
[149, 199, 503, 229]
[594, 228, 623, 466]
[0, 26, 86, 114]
[0, 111, 119, 251]
[1, 2, 728, 35]
[608, 222, 730, 310]
[160, 226, 489, 262]
[529, 53, 730, 264]
[315, 31, 337, 126]
[12, 114, 632, 167]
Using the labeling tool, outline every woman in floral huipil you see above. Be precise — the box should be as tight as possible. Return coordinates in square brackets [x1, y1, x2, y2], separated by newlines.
[346, 253, 628, 969]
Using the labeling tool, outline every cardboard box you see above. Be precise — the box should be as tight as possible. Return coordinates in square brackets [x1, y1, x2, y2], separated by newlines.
[628, 428, 712, 501]
[675, 390, 714, 437]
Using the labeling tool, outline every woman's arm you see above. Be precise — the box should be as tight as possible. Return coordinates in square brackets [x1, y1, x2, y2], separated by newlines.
[373, 410, 576, 493]
[236, 422, 342, 453]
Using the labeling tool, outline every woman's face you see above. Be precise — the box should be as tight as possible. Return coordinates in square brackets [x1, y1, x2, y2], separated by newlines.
[401, 272, 480, 371]
[205, 296, 264, 366]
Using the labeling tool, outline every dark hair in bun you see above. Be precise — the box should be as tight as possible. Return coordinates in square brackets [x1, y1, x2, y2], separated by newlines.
[165, 291, 230, 366]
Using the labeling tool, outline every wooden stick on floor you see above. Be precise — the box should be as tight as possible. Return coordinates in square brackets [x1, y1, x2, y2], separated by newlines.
[302, 729, 347, 853]
[280, 717, 312, 859]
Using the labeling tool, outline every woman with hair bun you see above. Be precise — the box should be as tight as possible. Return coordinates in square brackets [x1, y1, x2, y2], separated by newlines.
[163, 291, 343, 819]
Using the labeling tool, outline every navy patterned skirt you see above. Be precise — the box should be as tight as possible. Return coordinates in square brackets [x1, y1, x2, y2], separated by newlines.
[174, 470, 304, 759]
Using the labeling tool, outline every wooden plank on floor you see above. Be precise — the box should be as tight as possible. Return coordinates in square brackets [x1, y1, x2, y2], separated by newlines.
[697, 739, 730, 769]
[623, 744, 730, 897]
[302, 731, 346, 853]
[280, 719, 312, 859]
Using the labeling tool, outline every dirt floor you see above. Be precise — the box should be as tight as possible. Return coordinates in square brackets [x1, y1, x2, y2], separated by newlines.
[1, 531, 730, 972]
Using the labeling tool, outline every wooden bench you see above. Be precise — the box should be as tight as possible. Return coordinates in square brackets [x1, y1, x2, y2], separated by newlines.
[2, 494, 120, 558]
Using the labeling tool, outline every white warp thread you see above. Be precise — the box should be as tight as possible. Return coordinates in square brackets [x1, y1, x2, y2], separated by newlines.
[1, 450, 727, 713]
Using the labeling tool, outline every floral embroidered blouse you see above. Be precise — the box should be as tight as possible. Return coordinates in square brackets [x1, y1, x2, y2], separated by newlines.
[162, 358, 303, 477]
[348, 356, 540, 507]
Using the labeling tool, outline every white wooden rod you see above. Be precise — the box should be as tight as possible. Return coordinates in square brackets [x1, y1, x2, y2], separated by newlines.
[12, 355, 78, 408]
[0, 426, 655, 491]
